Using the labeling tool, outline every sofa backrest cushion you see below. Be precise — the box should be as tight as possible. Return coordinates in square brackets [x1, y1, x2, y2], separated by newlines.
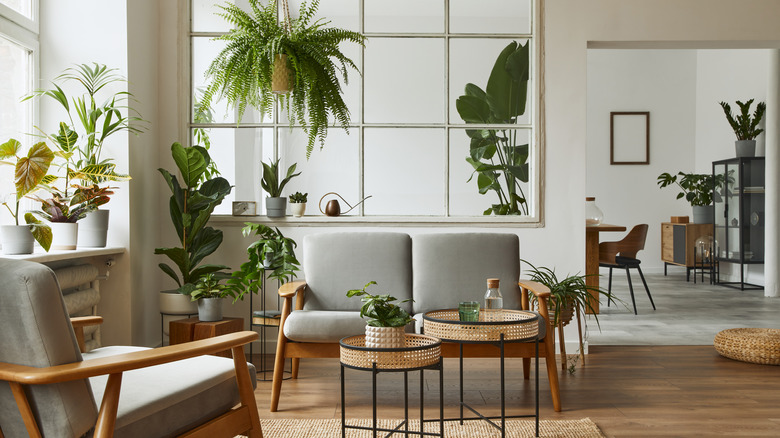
[0, 259, 98, 438]
[303, 232, 413, 311]
[412, 233, 522, 315]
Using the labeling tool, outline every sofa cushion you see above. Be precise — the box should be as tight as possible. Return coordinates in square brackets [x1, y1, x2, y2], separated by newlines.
[283, 310, 368, 343]
[84, 346, 256, 438]
[0, 259, 97, 438]
[303, 232, 413, 312]
[412, 233, 523, 315]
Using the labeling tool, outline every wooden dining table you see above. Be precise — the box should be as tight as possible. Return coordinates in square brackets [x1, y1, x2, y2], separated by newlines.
[585, 223, 627, 314]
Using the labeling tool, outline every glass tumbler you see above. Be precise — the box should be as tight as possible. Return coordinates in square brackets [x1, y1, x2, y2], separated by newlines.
[458, 301, 480, 322]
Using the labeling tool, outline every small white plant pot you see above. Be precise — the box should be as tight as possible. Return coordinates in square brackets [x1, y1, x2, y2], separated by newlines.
[50, 222, 79, 250]
[365, 325, 406, 349]
[1, 225, 35, 255]
[198, 297, 223, 322]
[78, 210, 110, 247]
[290, 202, 306, 218]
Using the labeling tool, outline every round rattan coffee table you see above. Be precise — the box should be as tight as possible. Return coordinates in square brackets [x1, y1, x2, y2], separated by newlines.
[339, 334, 443, 438]
[423, 309, 540, 438]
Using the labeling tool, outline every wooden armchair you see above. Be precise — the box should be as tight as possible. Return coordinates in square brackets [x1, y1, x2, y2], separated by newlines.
[0, 259, 263, 438]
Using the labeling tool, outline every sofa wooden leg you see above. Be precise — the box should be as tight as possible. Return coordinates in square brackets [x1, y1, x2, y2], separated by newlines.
[522, 357, 531, 380]
[291, 358, 300, 379]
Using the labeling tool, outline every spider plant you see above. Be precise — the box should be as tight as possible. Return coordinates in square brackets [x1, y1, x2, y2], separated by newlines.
[201, 0, 366, 158]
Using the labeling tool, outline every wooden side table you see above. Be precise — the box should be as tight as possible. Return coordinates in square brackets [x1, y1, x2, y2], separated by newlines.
[169, 317, 244, 358]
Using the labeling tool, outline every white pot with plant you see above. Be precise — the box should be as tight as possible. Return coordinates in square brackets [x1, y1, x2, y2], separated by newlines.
[289, 191, 307, 217]
[29, 184, 113, 250]
[155, 143, 232, 314]
[347, 281, 413, 349]
[657, 171, 726, 224]
[0, 139, 54, 254]
[261, 158, 300, 218]
[719, 99, 766, 158]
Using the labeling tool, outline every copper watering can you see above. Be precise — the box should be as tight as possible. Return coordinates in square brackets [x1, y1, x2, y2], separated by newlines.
[319, 192, 372, 216]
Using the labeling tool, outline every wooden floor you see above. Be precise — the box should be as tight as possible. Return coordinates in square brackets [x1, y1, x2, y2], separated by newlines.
[251, 346, 780, 437]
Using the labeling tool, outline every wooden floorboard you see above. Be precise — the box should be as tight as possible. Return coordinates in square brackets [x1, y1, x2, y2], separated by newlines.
[251, 346, 780, 437]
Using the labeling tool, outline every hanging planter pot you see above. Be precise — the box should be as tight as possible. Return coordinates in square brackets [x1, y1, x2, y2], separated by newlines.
[78, 209, 110, 248]
[50, 222, 79, 250]
[271, 54, 293, 94]
[1, 225, 35, 255]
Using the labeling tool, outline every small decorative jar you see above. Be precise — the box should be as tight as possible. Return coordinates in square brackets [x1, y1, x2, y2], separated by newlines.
[585, 197, 604, 227]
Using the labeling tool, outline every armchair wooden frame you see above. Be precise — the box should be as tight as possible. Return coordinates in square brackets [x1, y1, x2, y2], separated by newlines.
[0, 317, 263, 438]
[270, 280, 561, 413]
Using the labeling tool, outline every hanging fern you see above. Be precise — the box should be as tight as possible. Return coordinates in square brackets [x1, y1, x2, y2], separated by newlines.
[202, 0, 365, 159]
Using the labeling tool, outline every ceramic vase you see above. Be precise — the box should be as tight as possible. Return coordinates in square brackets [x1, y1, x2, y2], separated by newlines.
[365, 325, 406, 349]
[585, 197, 604, 227]
[290, 202, 306, 218]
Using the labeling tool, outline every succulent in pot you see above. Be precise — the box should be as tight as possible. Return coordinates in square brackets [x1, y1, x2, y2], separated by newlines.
[347, 281, 413, 349]
[0, 139, 54, 253]
[261, 158, 300, 218]
[289, 191, 307, 217]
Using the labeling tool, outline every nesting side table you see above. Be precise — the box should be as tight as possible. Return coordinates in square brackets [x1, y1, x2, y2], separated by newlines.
[339, 334, 444, 438]
[423, 309, 540, 438]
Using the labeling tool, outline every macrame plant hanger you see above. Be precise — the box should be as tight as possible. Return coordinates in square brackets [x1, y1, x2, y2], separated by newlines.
[271, 0, 294, 94]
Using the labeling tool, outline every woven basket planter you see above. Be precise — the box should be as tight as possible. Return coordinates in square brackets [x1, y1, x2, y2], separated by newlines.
[272, 54, 293, 94]
[714, 328, 780, 365]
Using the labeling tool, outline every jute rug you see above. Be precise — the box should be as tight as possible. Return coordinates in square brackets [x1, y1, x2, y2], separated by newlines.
[258, 418, 605, 437]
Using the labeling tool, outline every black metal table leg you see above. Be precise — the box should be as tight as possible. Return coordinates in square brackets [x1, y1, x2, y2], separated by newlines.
[341, 364, 346, 438]
[373, 362, 377, 438]
[500, 334, 506, 438]
[404, 370, 409, 438]
[459, 343, 464, 425]
[439, 358, 444, 438]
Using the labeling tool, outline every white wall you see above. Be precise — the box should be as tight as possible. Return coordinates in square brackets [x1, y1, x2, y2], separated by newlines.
[586, 49, 698, 273]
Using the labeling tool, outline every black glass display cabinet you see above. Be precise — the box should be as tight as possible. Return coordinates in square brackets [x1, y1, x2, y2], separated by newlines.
[712, 157, 765, 290]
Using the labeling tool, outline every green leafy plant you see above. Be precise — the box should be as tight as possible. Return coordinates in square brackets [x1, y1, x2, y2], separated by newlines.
[455, 41, 530, 215]
[228, 223, 301, 300]
[30, 184, 113, 223]
[521, 260, 612, 328]
[190, 273, 240, 302]
[25, 63, 146, 190]
[155, 142, 232, 296]
[261, 158, 300, 198]
[289, 191, 307, 203]
[346, 281, 413, 328]
[201, 0, 366, 158]
[657, 172, 726, 207]
[0, 139, 54, 250]
[719, 99, 766, 140]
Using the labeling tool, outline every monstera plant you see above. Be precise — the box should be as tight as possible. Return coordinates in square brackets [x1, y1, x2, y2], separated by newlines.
[456, 41, 530, 215]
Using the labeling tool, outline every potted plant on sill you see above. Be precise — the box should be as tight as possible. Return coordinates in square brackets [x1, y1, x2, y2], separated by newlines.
[657, 171, 726, 224]
[25, 63, 146, 247]
[0, 139, 54, 254]
[347, 281, 413, 349]
[201, 0, 366, 159]
[289, 191, 307, 217]
[155, 142, 232, 314]
[719, 99, 766, 158]
[261, 158, 300, 218]
[455, 41, 530, 215]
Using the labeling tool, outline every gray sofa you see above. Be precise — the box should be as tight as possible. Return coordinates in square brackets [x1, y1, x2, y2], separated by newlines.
[270, 232, 561, 412]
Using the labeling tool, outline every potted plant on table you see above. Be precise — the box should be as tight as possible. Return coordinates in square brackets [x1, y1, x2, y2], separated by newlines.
[657, 171, 726, 224]
[155, 142, 232, 314]
[455, 41, 530, 215]
[26, 63, 145, 247]
[719, 99, 766, 158]
[0, 139, 54, 254]
[261, 158, 300, 218]
[289, 191, 307, 217]
[347, 281, 413, 349]
[190, 273, 241, 322]
[201, 0, 366, 159]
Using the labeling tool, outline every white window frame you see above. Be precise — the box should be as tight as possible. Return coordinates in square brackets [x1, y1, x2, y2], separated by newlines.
[186, 0, 544, 226]
[0, 0, 40, 138]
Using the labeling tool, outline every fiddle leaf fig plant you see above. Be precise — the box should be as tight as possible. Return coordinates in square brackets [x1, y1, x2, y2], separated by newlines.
[347, 281, 413, 328]
[456, 41, 530, 215]
[202, 0, 366, 158]
[155, 142, 232, 296]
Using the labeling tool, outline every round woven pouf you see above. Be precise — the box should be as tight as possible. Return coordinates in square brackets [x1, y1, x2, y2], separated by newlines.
[714, 328, 780, 365]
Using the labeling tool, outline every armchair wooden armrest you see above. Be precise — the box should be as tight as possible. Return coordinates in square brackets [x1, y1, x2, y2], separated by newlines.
[279, 280, 307, 312]
[71, 316, 104, 353]
[0, 331, 258, 385]
[518, 280, 553, 324]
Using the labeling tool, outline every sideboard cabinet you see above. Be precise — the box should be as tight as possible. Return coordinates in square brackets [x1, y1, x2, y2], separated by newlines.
[661, 222, 712, 280]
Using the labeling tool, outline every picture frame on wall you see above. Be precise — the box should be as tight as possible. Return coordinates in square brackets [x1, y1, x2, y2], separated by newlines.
[610, 111, 650, 165]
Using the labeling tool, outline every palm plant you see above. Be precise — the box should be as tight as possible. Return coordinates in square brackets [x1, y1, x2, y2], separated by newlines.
[202, 0, 366, 158]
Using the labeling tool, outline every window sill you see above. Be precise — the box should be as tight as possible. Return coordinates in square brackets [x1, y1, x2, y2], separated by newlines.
[211, 215, 543, 228]
[0, 246, 126, 263]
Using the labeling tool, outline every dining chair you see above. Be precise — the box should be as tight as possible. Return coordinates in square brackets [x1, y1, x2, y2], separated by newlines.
[598, 224, 656, 315]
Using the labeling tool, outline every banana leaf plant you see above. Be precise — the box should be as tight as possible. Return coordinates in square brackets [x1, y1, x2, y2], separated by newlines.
[155, 142, 232, 296]
[455, 41, 530, 215]
[0, 138, 54, 250]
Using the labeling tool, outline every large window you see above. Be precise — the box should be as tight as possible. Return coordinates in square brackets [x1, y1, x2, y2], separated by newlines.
[0, 0, 37, 224]
[189, 0, 541, 222]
